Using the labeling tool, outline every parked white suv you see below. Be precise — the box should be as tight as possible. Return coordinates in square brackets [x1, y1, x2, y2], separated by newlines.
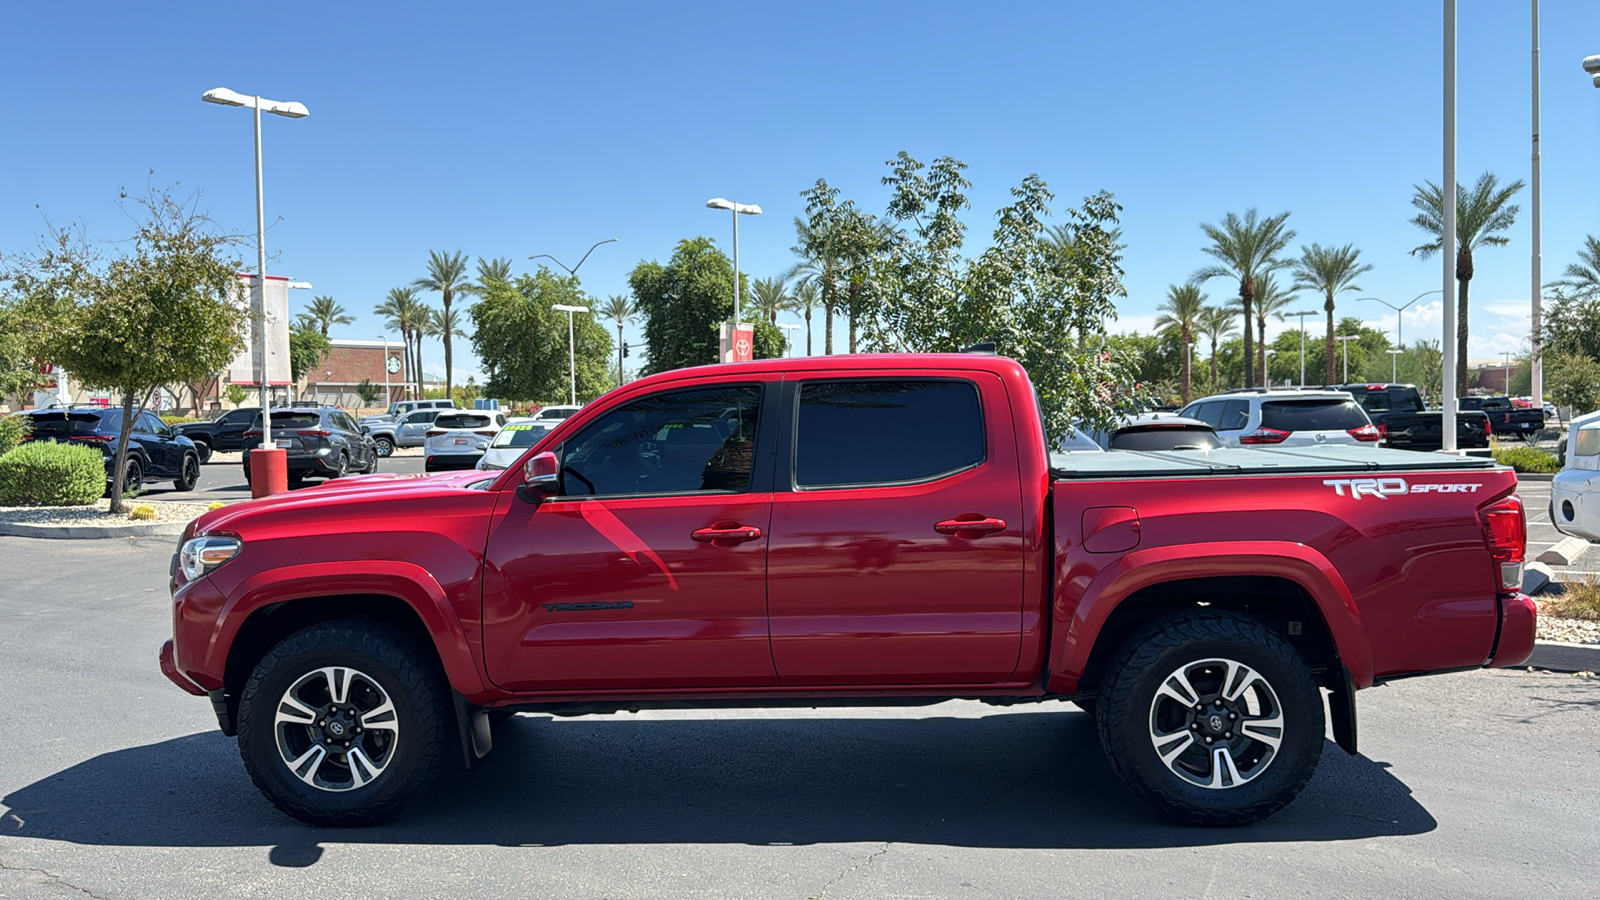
[424, 410, 509, 471]
[1178, 388, 1380, 448]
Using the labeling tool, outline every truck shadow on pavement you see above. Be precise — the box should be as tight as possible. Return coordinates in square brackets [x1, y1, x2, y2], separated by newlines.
[1, 710, 1434, 865]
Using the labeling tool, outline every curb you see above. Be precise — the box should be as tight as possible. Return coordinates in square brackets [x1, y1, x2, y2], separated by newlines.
[1516, 473, 1556, 483]
[1526, 640, 1600, 673]
[0, 521, 185, 539]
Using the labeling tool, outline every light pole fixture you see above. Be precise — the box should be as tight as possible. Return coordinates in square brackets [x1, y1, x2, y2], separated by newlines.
[1503, 350, 1516, 396]
[1357, 290, 1443, 362]
[1386, 348, 1405, 383]
[202, 86, 308, 450]
[529, 238, 618, 279]
[1335, 335, 1360, 384]
[552, 304, 590, 406]
[706, 198, 761, 325]
[777, 322, 801, 357]
[1282, 309, 1319, 387]
[1583, 54, 1600, 86]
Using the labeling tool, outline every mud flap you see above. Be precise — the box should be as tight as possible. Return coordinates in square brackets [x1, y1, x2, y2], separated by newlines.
[1326, 666, 1358, 755]
[452, 690, 493, 770]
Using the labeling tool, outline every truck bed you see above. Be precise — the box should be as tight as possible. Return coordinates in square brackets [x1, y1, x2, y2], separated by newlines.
[1050, 445, 1499, 479]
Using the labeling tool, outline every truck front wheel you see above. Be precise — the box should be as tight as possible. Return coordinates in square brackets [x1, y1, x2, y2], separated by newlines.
[1095, 611, 1323, 826]
[235, 620, 453, 826]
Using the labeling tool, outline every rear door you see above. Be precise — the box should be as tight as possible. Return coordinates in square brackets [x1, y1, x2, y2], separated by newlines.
[765, 373, 1026, 685]
[135, 412, 180, 476]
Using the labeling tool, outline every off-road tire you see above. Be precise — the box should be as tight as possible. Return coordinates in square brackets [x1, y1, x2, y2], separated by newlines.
[1095, 610, 1323, 827]
[236, 620, 453, 826]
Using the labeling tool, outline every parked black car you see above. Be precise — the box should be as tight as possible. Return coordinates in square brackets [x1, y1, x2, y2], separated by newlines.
[172, 407, 274, 462]
[240, 407, 378, 484]
[19, 407, 201, 493]
[1335, 383, 1490, 451]
[1459, 395, 1546, 439]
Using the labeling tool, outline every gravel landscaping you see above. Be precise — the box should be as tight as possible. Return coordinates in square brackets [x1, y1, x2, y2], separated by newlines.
[0, 498, 216, 528]
[1537, 609, 1600, 645]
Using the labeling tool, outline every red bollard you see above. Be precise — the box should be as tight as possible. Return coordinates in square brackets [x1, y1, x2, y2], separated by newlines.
[249, 448, 289, 498]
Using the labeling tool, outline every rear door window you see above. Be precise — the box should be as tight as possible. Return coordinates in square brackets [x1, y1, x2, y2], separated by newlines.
[1216, 400, 1250, 431]
[1260, 399, 1369, 432]
[1184, 401, 1220, 428]
[794, 380, 983, 488]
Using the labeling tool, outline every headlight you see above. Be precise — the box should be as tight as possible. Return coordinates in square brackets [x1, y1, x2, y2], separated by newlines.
[179, 536, 241, 580]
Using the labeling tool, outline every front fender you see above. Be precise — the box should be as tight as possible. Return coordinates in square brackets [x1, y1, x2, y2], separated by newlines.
[208, 561, 487, 697]
[1050, 541, 1375, 692]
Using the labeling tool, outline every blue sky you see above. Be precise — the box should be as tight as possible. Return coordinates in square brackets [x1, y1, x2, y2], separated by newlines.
[3, 1, 1598, 383]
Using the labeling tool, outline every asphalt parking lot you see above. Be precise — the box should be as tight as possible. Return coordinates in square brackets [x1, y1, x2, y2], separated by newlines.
[134, 451, 426, 505]
[0, 536, 1596, 899]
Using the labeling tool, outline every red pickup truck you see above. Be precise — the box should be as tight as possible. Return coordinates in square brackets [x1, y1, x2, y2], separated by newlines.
[161, 354, 1536, 827]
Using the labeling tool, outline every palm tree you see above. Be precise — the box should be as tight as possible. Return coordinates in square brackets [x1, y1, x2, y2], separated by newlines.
[413, 250, 472, 399]
[788, 281, 819, 356]
[1154, 283, 1207, 404]
[596, 293, 639, 385]
[471, 256, 513, 294]
[1292, 243, 1373, 385]
[375, 287, 426, 396]
[303, 295, 353, 337]
[750, 277, 790, 325]
[1197, 305, 1239, 394]
[1248, 274, 1297, 386]
[786, 217, 842, 354]
[1409, 171, 1524, 397]
[1194, 209, 1296, 388]
[1552, 234, 1600, 298]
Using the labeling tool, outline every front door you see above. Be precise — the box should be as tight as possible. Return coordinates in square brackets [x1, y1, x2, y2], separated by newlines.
[482, 380, 778, 692]
[766, 375, 1026, 685]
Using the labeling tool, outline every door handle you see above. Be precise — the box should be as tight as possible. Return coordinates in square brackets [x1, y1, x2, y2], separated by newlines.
[691, 524, 763, 543]
[934, 516, 1007, 537]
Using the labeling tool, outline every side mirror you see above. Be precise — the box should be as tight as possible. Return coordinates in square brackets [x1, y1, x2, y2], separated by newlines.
[518, 451, 560, 502]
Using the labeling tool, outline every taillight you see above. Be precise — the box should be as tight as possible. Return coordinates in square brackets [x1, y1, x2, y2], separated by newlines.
[1347, 424, 1382, 442]
[426, 429, 445, 438]
[297, 430, 331, 437]
[1376, 422, 1389, 440]
[1484, 418, 1491, 438]
[1479, 495, 1526, 593]
[70, 434, 113, 441]
[242, 430, 262, 439]
[1239, 427, 1291, 445]
[473, 430, 497, 436]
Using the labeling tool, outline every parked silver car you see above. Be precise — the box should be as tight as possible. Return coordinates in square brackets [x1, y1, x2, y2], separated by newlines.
[362, 408, 444, 457]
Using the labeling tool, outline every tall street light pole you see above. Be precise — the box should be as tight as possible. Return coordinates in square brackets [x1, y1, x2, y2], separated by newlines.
[706, 199, 762, 324]
[1387, 348, 1404, 382]
[1336, 335, 1360, 383]
[381, 334, 391, 409]
[1282, 309, 1319, 386]
[777, 323, 801, 357]
[202, 88, 308, 450]
[1503, 350, 1516, 395]
[552, 304, 590, 406]
[1357, 290, 1444, 367]
[1443, 0, 1459, 450]
[1531, 0, 1544, 409]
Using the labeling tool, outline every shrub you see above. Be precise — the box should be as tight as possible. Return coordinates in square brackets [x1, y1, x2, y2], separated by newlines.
[160, 415, 201, 426]
[0, 414, 31, 457]
[127, 504, 157, 521]
[0, 441, 106, 506]
[208, 501, 226, 510]
[1492, 446, 1561, 474]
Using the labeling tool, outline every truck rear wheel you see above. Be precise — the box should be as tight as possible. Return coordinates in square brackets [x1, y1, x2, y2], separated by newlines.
[236, 620, 452, 826]
[1095, 611, 1323, 826]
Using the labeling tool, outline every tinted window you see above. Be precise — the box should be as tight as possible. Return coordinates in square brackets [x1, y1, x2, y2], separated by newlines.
[254, 412, 321, 431]
[333, 412, 359, 432]
[1576, 427, 1600, 458]
[1353, 389, 1391, 412]
[401, 411, 437, 425]
[1185, 401, 1220, 428]
[436, 413, 493, 430]
[1216, 400, 1250, 431]
[1260, 399, 1369, 432]
[1390, 390, 1424, 413]
[1110, 426, 1223, 451]
[26, 411, 109, 437]
[222, 409, 255, 424]
[795, 380, 983, 488]
[492, 423, 553, 448]
[137, 412, 166, 433]
[560, 386, 760, 497]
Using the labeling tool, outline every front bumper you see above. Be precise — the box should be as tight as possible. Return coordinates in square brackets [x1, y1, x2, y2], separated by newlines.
[160, 639, 207, 696]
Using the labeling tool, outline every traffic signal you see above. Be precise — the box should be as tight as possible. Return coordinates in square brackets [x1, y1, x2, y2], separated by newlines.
[623, 343, 630, 358]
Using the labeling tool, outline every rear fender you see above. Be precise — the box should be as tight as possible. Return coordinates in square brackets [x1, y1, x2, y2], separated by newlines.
[1051, 541, 1375, 692]
[210, 561, 486, 696]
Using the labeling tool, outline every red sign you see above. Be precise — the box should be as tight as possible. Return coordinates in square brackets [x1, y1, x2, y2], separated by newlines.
[732, 326, 754, 363]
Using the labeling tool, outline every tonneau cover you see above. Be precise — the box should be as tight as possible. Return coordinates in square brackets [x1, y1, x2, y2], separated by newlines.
[1050, 445, 1500, 480]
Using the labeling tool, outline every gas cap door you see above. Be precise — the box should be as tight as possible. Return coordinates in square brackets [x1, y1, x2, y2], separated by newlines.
[1082, 506, 1141, 554]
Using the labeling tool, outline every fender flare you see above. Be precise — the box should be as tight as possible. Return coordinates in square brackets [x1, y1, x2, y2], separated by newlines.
[1052, 541, 1375, 691]
[208, 560, 487, 696]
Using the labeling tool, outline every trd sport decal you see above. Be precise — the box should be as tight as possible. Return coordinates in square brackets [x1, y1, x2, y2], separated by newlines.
[1323, 478, 1483, 500]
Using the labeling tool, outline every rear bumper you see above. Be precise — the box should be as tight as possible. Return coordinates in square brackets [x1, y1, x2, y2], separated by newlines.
[1487, 594, 1538, 669]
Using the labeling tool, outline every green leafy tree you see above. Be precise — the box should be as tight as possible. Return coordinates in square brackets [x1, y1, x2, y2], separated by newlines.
[631, 238, 783, 375]
[301, 294, 352, 337]
[1550, 234, 1600, 299]
[595, 293, 639, 385]
[470, 267, 613, 400]
[1541, 289, 1600, 361]
[288, 320, 332, 391]
[1394, 339, 1444, 401]
[1196, 305, 1239, 394]
[1409, 171, 1524, 397]
[1545, 350, 1600, 414]
[1154, 283, 1206, 404]
[786, 181, 855, 355]
[1194, 209, 1296, 388]
[1292, 243, 1373, 385]
[356, 378, 382, 406]
[225, 383, 250, 405]
[0, 298, 47, 399]
[413, 250, 472, 399]
[13, 186, 245, 512]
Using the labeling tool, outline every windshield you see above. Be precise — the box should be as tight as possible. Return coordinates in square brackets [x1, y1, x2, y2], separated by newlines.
[1055, 426, 1103, 452]
[490, 423, 550, 448]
